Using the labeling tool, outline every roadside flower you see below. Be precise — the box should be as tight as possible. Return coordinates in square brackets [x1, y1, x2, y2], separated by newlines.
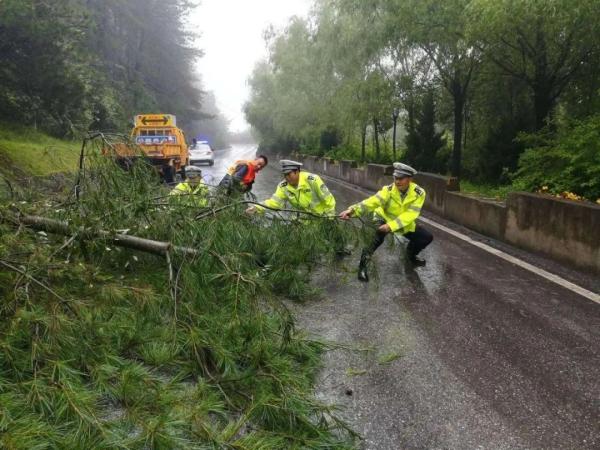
[558, 191, 582, 201]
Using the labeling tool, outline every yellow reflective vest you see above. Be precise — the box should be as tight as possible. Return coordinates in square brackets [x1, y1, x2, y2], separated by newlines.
[350, 181, 425, 234]
[169, 180, 208, 207]
[257, 172, 336, 216]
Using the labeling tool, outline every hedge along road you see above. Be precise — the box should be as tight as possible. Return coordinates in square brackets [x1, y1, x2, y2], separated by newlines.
[207, 146, 599, 450]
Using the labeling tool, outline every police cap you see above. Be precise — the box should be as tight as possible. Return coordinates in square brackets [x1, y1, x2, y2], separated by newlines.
[280, 159, 303, 174]
[393, 162, 417, 178]
[185, 165, 202, 175]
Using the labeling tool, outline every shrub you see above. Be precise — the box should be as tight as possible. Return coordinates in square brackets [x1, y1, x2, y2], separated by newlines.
[513, 115, 600, 201]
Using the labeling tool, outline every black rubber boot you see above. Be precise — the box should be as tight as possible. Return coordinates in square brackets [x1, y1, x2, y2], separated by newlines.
[358, 255, 369, 282]
[334, 248, 351, 261]
[406, 251, 426, 267]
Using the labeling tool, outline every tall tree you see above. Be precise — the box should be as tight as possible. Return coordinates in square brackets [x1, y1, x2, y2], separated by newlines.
[379, 0, 480, 177]
[244, 0, 600, 191]
[0, 0, 90, 135]
[85, 0, 204, 132]
[0, 0, 207, 136]
[405, 89, 445, 172]
[468, 0, 600, 130]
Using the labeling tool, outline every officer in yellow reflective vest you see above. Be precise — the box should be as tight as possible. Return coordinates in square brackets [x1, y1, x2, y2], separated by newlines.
[340, 162, 433, 282]
[246, 160, 336, 216]
[169, 165, 209, 208]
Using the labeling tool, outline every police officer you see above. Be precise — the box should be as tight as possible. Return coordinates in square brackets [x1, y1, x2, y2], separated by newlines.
[169, 165, 209, 208]
[246, 160, 336, 215]
[339, 162, 433, 282]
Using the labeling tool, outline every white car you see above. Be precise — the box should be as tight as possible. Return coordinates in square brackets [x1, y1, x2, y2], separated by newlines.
[189, 141, 214, 166]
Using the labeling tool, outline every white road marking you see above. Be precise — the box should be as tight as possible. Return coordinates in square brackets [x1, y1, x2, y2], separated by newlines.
[319, 173, 600, 304]
[419, 217, 600, 305]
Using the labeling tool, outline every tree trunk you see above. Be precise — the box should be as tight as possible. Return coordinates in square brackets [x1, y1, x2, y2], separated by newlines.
[392, 117, 398, 160]
[463, 99, 468, 151]
[373, 118, 380, 160]
[7, 214, 198, 257]
[533, 84, 555, 131]
[451, 84, 465, 178]
[361, 125, 367, 162]
[532, 25, 553, 131]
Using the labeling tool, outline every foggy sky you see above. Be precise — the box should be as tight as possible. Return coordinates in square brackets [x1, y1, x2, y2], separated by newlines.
[189, 0, 312, 132]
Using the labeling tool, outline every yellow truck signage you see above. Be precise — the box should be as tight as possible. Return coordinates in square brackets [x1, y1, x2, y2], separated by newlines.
[135, 114, 176, 128]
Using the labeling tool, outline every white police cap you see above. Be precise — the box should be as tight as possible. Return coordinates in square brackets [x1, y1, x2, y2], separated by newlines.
[393, 162, 417, 178]
[185, 165, 202, 174]
[280, 159, 303, 174]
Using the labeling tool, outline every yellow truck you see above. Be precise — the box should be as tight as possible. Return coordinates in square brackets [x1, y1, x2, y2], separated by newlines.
[106, 114, 189, 183]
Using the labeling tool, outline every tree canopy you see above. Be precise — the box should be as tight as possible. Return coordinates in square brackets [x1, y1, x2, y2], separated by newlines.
[0, 0, 229, 141]
[245, 0, 600, 197]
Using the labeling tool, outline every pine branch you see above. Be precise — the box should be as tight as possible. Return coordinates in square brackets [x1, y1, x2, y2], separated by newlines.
[0, 259, 75, 314]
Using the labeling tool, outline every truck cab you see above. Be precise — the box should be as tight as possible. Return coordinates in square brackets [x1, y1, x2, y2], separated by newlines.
[130, 114, 188, 182]
[103, 114, 189, 183]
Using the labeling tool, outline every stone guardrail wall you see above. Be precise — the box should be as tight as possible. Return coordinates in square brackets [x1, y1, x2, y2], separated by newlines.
[292, 153, 600, 273]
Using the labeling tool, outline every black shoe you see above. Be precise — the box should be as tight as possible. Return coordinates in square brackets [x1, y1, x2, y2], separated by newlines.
[407, 253, 426, 267]
[334, 248, 351, 260]
[358, 256, 369, 282]
[358, 265, 369, 282]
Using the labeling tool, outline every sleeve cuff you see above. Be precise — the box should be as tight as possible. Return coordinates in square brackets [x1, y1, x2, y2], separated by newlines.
[388, 217, 403, 232]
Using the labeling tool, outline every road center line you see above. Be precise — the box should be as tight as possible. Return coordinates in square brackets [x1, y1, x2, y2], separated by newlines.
[320, 174, 600, 304]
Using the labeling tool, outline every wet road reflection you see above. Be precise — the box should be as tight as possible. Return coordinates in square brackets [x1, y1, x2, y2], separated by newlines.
[247, 165, 600, 450]
[195, 149, 599, 448]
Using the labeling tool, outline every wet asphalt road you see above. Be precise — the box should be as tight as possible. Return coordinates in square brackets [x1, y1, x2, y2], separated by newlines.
[209, 146, 600, 450]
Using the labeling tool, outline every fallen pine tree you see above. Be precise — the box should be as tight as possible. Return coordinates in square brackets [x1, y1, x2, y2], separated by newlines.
[0, 135, 365, 449]
[2, 213, 199, 257]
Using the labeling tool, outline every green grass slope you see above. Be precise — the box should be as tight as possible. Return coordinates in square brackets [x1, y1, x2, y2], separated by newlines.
[0, 124, 80, 177]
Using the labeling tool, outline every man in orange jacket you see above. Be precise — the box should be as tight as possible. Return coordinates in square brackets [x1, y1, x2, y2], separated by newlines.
[219, 155, 268, 195]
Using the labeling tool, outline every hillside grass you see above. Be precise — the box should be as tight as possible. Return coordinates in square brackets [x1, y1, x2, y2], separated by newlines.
[0, 123, 80, 177]
[459, 180, 513, 201]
